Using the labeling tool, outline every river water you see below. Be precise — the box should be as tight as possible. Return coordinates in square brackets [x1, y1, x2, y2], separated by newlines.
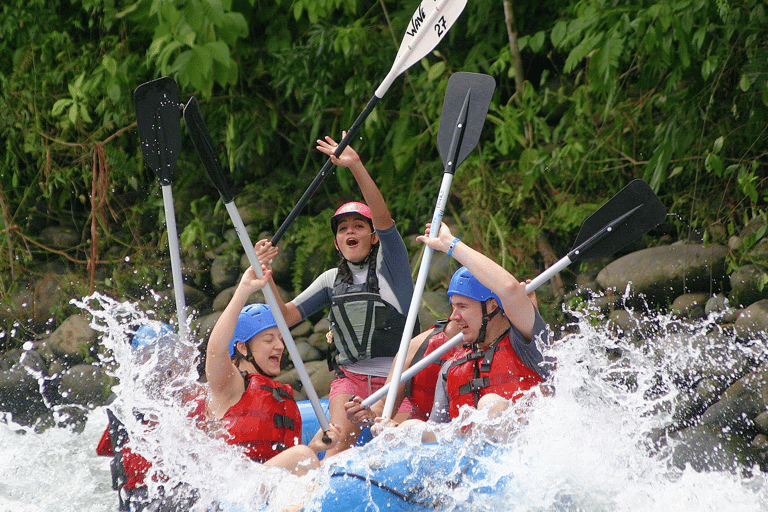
[1, 294, 767, 512]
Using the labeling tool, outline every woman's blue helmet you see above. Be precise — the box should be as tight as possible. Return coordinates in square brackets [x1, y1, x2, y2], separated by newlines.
[447, 266, 501, 308]
[228, 303, 279, 358]
[132, 321, 175, 351]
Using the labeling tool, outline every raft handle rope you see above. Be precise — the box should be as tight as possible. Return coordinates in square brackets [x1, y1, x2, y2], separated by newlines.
[330, 471, 427, 504]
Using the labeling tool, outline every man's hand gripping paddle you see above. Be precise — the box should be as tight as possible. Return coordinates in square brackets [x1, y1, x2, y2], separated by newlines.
[366, 179, 667, 408]
[381, 72, 496, 420]
[182, 97, 332, 442]
[133, 77, 189, 341]
[271, 0, 468, 245]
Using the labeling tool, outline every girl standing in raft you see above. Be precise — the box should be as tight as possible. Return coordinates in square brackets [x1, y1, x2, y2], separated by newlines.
[205, 262, 340, 476]
[264, 133, 418, 456]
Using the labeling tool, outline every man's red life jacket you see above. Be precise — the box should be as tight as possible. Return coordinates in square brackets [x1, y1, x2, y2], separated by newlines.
[409, 321, 461, 421]
[446, 330, 542, 419]
[222, 373, 302, 462]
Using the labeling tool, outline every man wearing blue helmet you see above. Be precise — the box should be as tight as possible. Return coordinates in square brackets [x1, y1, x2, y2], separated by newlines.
[416, 222, 552, 424]
[205, 263, 340, 475]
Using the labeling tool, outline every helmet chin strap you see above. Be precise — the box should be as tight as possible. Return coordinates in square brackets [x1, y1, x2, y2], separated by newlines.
[238, 343, 268, 377]
[473, 300, 501, 348]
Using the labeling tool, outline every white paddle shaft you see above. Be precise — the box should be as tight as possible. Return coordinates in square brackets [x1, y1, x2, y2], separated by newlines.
[381, 172, 454, 419]
[161, 185, 189, 342]
[224, 202, 331, 432]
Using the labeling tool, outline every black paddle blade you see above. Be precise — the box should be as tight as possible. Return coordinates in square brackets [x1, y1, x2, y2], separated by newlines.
[183, 97, 234, 204]
[569, 179, 666, 261]
[134, 77, 182, 186]
[437, 72, 496, 172]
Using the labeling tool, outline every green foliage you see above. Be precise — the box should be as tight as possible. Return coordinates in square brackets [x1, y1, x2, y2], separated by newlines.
[1, 0, 766, 347]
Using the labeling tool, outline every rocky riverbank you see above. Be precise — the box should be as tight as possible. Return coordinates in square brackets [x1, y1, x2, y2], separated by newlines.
[1, 215, 767, 475]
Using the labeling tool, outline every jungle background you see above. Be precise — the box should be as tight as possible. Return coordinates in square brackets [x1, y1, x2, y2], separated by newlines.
[1, 0, 766, 349]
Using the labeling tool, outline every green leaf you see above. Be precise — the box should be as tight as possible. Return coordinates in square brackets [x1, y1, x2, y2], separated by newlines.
[530, 31, 546, 53]
[52, 98, 73, 116]
[713, 136, 724, 153]
[704, 152, 723, 177]
[68, 103, 78, 125]
[102, 55, 118, 76]
[701, 56, 719, 80]
[551, 21, 567, 48]
[739, 74, 751, 92]
[205, 40, 230, 65]
[427, 61, 445, 81]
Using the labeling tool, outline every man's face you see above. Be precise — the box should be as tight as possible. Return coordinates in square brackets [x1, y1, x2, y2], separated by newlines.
[448, 294, 483, 345]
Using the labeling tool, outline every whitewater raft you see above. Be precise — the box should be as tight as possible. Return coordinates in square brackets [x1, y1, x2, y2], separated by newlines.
[294, 400, 577, 512]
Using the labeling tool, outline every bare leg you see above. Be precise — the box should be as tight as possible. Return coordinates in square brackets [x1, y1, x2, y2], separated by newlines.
[323, 393, 361, 457]
[477, 393, 510, 419]
[265, 445, 320, 477]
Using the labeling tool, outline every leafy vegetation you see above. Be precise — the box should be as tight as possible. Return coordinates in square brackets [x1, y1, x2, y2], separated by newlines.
[0, 0, 765, 347]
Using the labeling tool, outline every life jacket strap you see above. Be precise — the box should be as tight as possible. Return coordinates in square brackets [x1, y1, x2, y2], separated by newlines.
[458, 376, 491, 395]
[260, 385, 292, 403]
[273, 413, 295, 430]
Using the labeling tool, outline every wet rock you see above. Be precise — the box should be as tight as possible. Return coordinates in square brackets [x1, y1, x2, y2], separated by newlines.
[290, 320, 313, 338]
[211, 253, 241, 292]
[699, 392, 762, 434]
[734, 299, 768, 342]
[56, 364, 112, 407]
[32, 275, 67, 327]
[39, 225, 80, 248]
[44, 314, 98, 365]
[754, 412, 768, 435]
[275, 360, 335, 400]
[596, 244, 728, 303]
[670, 424, 760, 472]
[0, 350, 49, 426]
[730, 264, 768, 307]
[671, 293, 710, 319]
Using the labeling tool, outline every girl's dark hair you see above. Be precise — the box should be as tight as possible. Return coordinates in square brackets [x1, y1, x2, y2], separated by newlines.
[337, 241, 380, 294]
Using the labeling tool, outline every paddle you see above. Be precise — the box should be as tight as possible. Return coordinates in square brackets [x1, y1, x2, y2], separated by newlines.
[364, 178, 666, 408]
[381, 72, 496, 420]
[182, 97, 332, 439]
[271, 0, 468, 245]
[133, 77, 189, 341]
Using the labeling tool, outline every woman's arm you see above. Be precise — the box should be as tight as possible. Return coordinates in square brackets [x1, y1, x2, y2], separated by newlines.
[206, 265, 272, 418]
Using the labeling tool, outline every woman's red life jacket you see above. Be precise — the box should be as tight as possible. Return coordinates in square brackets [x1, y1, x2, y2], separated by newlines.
[222, 373, 302, 462]
[409, 322, 461, 421]
[446, 331, 542, 419]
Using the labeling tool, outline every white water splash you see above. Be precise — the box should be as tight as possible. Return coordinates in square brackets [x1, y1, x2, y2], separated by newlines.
[0, 295, 766, 511]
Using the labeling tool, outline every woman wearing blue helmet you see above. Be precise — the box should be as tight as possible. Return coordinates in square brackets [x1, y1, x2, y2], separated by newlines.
[206, 264, 339, 475]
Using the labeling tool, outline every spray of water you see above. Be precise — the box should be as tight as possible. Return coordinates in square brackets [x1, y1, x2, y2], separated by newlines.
[2, 293, 767, 511]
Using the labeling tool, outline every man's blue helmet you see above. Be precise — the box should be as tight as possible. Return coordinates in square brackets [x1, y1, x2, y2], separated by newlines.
[228, 303, 279, 358]
[132, 321, 175, 351]
[447, 266, 501, 308]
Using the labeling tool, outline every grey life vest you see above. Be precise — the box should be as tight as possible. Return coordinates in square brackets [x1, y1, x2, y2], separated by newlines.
[328, 273, 415, 367]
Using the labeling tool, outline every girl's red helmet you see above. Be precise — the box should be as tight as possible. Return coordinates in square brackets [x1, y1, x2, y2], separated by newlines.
[330, 201, 372, 233]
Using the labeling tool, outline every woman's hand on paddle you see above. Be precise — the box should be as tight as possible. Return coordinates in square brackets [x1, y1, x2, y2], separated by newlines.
[308, 423, 340, 453]
[316, 132, 361, 170]
[344, 395, 376, 428]
[416, 222, 455, 253]
[238, 264, 272, 295]
[254, 239, 278, 271]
